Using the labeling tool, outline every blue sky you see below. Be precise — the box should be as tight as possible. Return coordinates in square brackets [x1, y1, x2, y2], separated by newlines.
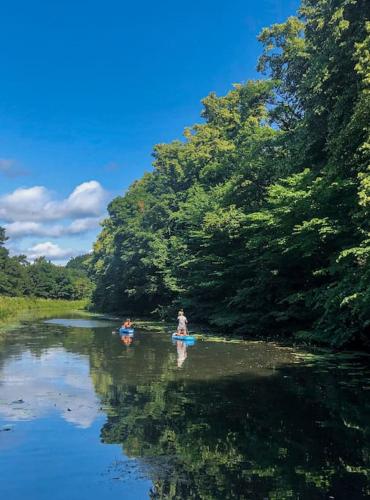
[0, 0, 300, 263]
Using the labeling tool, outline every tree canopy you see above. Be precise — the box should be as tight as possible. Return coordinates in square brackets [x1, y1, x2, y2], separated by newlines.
[0, 231, 93, 300]
[90, 0, 370, 347]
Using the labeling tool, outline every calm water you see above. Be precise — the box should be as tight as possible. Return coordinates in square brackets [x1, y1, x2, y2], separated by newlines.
[0, 315, 369, 499]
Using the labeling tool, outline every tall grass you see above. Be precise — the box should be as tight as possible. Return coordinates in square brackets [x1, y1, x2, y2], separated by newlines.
[0, 296, 88, 324]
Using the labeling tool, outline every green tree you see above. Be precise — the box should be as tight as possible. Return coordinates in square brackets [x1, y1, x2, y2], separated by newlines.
[90, 0, 370, 347]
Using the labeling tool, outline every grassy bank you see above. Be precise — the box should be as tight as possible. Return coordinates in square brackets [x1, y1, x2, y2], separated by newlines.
[0, 296, 88, 325]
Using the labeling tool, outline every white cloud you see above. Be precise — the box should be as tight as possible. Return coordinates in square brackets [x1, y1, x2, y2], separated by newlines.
[49, 181, 107, 219]
[0, 348, 100, 428]
[26, 242, 77, 261]
[0, 158, 29, 177]
[0, 186, 49, 222]
[5, 221, 63, 238]
[0, 158, 15, 172]
[5, 217, 101, 239]
[67, 217, 101, 234]
[0, 181, 107, 222]
[0, 180, 109, 262]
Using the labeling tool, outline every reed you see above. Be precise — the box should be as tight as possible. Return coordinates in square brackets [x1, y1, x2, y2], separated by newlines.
[0, 296, 88, 324]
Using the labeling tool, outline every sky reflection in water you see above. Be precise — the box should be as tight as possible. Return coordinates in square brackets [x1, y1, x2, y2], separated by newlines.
[0, 348, 99, 428]
[0, 315, 369, 499]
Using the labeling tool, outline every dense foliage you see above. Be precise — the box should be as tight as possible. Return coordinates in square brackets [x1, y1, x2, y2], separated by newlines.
[91, 0, 370, 347]
[0, 228, 93, 300]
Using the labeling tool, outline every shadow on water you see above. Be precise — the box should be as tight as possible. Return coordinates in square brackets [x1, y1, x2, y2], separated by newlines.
[0, 314, 369, 499]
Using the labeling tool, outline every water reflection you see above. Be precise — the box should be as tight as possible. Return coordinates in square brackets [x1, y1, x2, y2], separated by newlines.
[0, 348, 99, 428]
[0, 317, 369, 499]
[95, 335, 370, 499]
[99, 362, 370, 499]
[176, 340, 187, 368]
[44, 318, 115, 328]
[121, 335, 134, 347]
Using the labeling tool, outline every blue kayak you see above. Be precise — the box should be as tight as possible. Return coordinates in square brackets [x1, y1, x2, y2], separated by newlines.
[119, 327, 135, 335]
[172, 333, 195, 342]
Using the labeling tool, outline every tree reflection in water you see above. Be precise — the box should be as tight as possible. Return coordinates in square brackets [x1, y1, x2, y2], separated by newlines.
[92, 333, 370, 499]
[1, 321, 368, 498]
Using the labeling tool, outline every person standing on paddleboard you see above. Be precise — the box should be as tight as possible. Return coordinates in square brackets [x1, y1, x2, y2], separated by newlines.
[177, 310, 188, 336]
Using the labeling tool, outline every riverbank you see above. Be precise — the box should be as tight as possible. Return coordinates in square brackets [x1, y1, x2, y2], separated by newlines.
[0, 296, 88, 328]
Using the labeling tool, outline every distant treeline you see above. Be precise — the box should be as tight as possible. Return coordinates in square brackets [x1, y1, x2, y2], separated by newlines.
[90, 0, 370, 347]
[0, 228, 92, 300]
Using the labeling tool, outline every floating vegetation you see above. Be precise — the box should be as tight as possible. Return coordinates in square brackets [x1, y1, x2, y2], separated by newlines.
[192, 334, 246, 344]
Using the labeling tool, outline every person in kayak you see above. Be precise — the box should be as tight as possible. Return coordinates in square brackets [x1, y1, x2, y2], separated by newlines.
[177, 310, 188, 336]
[122, 318, 133, 329]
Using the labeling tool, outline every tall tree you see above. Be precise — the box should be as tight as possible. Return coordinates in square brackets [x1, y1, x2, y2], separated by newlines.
[90, 0, 370, 347]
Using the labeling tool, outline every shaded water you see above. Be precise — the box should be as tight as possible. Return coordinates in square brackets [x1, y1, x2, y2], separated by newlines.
[0, 314, 369, 499]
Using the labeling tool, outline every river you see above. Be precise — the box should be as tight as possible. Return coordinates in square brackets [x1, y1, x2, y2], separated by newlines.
[0, 313, 369, 499]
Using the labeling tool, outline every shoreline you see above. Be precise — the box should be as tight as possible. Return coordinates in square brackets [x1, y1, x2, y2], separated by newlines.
[0, 296, 88, 331]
